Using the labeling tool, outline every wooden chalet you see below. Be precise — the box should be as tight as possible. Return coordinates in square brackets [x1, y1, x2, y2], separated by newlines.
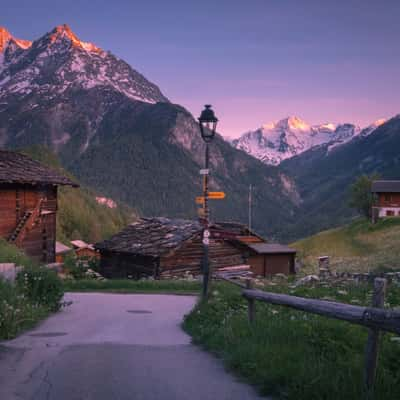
[371, 180, 400, 221]
[95, 217, 297, 279]
[0, 150, 78, 263]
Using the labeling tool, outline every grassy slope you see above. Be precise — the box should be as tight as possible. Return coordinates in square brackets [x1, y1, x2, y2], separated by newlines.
[292, 218, 400, 274]
[184, 282, 400, 400]
[19, 146, 135, 244]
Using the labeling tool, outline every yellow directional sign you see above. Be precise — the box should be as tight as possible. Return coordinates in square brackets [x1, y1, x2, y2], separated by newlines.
[195, 192, 226, 203]
[208, 191, 226, 200]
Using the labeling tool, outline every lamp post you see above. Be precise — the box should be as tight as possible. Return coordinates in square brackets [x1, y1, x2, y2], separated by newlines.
[198, 104, 218, 300]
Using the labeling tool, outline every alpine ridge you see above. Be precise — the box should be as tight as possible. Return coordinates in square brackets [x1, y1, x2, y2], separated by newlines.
[232, 116, 386, 165]
[0, 25, 298, 240]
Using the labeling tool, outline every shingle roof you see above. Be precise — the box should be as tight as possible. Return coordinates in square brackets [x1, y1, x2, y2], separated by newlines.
[0, 150, 78, 186]
[246, 243, 297, 254]
[95, 217, 202, 257]
[371, 180, 400, 193]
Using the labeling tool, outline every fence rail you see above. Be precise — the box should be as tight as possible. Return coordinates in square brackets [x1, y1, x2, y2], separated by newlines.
[232, 277, 398, 399]
[242, 287, 400, 335]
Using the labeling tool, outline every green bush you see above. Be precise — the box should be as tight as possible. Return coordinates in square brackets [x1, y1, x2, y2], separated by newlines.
[0, 278, 50, 339]
[63, 253, 89, 280]
[16, 266, 64, 311]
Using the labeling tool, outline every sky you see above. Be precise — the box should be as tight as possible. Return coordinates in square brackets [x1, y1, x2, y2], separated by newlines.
[2, 0, 400, 138]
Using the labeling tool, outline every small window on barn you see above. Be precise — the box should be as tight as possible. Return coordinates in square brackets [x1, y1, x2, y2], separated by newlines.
[386, 210, 395, 216]
[384, 194, 391, 202]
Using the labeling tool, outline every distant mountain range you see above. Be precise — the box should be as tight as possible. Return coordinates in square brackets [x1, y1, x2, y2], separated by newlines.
[0, 25, 297, 240]
[231, 116, 386, 165]
[0, 25, 399, 242]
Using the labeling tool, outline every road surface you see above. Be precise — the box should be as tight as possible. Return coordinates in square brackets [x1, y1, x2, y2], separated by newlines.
[0, 293, 267, 400]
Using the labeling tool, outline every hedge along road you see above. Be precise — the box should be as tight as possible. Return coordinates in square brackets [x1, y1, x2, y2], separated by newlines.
[0, 293, 268, 400]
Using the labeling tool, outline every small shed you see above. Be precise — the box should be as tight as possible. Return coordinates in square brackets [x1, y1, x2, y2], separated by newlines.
[0, 150, 78, 263]
[244, 243, 296, 276]
[95, 217, 246, 279]
[55, 241, 72, 263]
[71, 240, 99, 259]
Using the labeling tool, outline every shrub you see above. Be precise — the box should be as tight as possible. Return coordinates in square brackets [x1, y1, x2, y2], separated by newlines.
[63, 253, 89, 280]
[0, 278, 49, 339]
[16, 266, 64, 311]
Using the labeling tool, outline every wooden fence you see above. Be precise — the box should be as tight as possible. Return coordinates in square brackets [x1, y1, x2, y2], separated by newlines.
[225, 277, 399, 399]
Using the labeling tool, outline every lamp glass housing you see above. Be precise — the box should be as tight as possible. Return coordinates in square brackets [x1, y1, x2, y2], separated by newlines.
[198, 104, 218, 143]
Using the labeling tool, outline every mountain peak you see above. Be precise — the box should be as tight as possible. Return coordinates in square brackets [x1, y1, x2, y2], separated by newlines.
[263, 116, 310, 132]
[48, 24, 101, 53]
[0, 26, 32, 52]
[0, 27, 12, 51]
[279, 116, 310, 131]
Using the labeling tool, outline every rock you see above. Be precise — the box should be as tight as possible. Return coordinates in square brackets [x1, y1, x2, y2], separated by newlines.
[273, 273, 288, 281]
[295, 275, 320, 286]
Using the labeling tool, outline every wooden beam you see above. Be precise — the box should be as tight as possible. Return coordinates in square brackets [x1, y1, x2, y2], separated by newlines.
[242, 288, 400, 334]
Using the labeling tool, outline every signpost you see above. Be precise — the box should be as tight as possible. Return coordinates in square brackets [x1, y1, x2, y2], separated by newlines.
[195, 192, 226, 204]
[208, 191, 225, 200]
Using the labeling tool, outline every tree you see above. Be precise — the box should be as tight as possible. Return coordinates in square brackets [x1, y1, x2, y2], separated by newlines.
[349, 174, 379, 219]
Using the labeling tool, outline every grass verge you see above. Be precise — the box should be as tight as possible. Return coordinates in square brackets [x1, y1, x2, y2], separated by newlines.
[183, 281, 400, 400]
[63, 279, 201, 294]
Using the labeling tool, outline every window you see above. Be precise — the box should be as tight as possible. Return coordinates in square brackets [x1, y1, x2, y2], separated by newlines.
[386, 210, 395, 216]
[384, 194, 391, 202]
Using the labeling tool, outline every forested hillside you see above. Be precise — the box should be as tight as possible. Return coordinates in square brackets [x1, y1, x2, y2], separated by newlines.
[21, 146, 135, 244]
[281, 115, 400, 241]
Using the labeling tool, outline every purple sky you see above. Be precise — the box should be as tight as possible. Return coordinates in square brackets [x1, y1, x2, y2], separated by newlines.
[2, 0, 400, 137]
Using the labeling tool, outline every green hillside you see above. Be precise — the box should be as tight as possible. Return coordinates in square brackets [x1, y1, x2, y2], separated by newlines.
[20, 146, 135, 244]
[282, 115, 400, 241]
[293, 218, 400, 274]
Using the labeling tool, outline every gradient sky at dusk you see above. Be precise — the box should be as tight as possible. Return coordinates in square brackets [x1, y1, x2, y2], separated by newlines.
[2, 0, 400, 137]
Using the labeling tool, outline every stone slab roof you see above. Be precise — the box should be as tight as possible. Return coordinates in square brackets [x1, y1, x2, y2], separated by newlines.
[0, 150, 78, 186]
[371, 180, 400, 193]
[95, 217, 202, 257]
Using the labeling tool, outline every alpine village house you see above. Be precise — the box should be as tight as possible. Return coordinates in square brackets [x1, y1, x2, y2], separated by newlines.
[371, 180, 400, 221]
[0, 150, 77, 263]
[95, 218, 296, 279]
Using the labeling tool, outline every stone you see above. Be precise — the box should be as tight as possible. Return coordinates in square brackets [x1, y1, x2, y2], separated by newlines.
[295, 275, 320, 286]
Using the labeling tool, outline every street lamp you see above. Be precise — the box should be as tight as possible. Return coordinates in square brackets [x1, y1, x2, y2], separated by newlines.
[198, 104, 218, 300]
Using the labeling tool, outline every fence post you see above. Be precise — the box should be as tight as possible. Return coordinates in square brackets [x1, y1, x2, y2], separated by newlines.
[246, 278, 255, 324]
[364, 277, 387, 399]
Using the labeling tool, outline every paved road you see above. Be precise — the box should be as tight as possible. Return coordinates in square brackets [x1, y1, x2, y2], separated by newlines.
[0, 293, 267, 400]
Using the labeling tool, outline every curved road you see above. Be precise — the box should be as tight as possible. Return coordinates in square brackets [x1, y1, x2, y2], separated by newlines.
[0, 293, 267, 400]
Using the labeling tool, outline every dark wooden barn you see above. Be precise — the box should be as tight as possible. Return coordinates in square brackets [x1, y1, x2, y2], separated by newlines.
[0, 150, 78, 263]
[95, 217, 247, 279]
[95, 217, 297, 279]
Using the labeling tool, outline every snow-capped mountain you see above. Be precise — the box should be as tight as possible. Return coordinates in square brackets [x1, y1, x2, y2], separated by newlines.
[0, 24, 299, 240]
[0, 25, 168, 104]
[232, 116, 385, 165]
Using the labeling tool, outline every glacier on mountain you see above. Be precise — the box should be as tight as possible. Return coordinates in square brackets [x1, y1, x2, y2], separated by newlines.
[232, 116, 385, 165]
